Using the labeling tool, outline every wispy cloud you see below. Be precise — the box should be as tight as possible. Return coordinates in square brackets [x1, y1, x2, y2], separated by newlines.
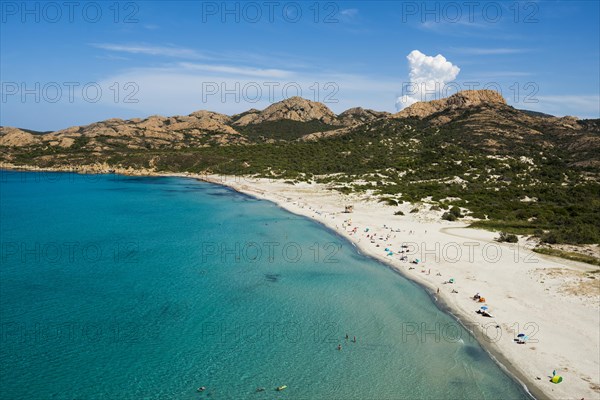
[95, 54, 130, 61]
[419, 19, 491, 32]
[93, 63, 401, 117]
[177, 62, 293, 78]
[91, 43, 315, 70]
[415, 18, 527, 41]
[340, 8, 359, 19]
[452, 47, 530, 55]
[464, 71, 534, 78]
[536, 95, 600, 117]
[91, 43, 209, 59]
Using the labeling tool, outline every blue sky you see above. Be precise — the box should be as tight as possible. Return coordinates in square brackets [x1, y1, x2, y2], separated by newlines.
[1, 0, 599, 130]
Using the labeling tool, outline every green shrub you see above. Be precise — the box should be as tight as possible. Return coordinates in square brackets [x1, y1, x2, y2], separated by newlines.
[442, 212, 457, 221]
[533, 228, 545, 237]
[380, 198, 399, 206]
[450, 206, 463, 218]
[497, 232, 519, 243]
[533, 247, 600, 267]
[394, 210, 404, 216]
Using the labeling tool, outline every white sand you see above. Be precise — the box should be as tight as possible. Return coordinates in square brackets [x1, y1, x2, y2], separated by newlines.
[195, 174, 600, 400]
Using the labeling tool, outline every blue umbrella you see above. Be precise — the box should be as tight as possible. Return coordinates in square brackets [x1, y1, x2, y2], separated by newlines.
[480, 306, 489, 310]
[517, 333, 525, 337]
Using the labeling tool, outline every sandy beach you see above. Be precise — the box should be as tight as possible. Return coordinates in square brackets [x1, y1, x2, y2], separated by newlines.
[193, 174, 600, 400]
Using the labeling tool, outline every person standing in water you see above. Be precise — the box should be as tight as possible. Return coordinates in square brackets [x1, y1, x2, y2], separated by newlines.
[337, 344, 342, 350]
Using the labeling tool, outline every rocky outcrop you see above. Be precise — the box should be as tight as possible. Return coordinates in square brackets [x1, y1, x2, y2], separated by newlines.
[0, 127, 41, 147]
[182, 111, 238, 134]
[1, 110, 244, 150]
[233, 97, 339, 126]
[338, 107, 391, 126]
[393, 90, 507, 119]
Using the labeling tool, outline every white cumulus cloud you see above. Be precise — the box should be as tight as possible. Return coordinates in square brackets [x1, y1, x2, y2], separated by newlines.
[396, 50, 460, 110]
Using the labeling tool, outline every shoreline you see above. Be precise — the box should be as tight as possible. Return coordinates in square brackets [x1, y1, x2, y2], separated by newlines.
[2, 165, 599, 400]
[197, 175, 539, 400]
[193, 174, 598, 400]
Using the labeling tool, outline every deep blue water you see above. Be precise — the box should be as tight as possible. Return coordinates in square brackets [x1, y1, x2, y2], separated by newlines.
[0, 170, 529, 399]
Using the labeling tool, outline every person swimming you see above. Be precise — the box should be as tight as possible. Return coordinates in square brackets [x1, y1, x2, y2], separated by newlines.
[197, 387, 206, 392]
[337, 344, 342, 350]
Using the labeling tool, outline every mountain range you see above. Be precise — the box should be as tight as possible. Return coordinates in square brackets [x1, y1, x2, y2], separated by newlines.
[1, 90, 599, 245]
[0, 96, 390, 149]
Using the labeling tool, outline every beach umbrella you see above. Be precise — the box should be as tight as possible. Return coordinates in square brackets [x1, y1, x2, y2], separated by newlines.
[480, 306, 489, 310]
[517, 333, 525, 338]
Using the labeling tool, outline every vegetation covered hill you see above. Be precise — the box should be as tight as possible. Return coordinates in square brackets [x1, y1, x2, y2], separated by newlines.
[1, 91, 599, 245]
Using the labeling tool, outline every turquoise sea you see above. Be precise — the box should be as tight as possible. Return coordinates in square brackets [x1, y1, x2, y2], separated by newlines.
[0, 171, 530, 399]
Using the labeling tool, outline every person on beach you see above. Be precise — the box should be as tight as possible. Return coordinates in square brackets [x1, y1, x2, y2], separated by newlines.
[437, 288, 440, 294]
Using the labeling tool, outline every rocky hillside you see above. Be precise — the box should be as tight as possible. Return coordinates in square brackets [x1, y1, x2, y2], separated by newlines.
[393, 89, 507, 119]
[0, 127, 42, 147]
[0, 97, 388, 148]
[338, 107, 391, 125]
[232, 96, 339, 126]
[2, 90, 598, 170]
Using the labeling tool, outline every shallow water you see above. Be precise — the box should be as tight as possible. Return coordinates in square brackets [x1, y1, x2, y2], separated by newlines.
[0, 171, 529, 399]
